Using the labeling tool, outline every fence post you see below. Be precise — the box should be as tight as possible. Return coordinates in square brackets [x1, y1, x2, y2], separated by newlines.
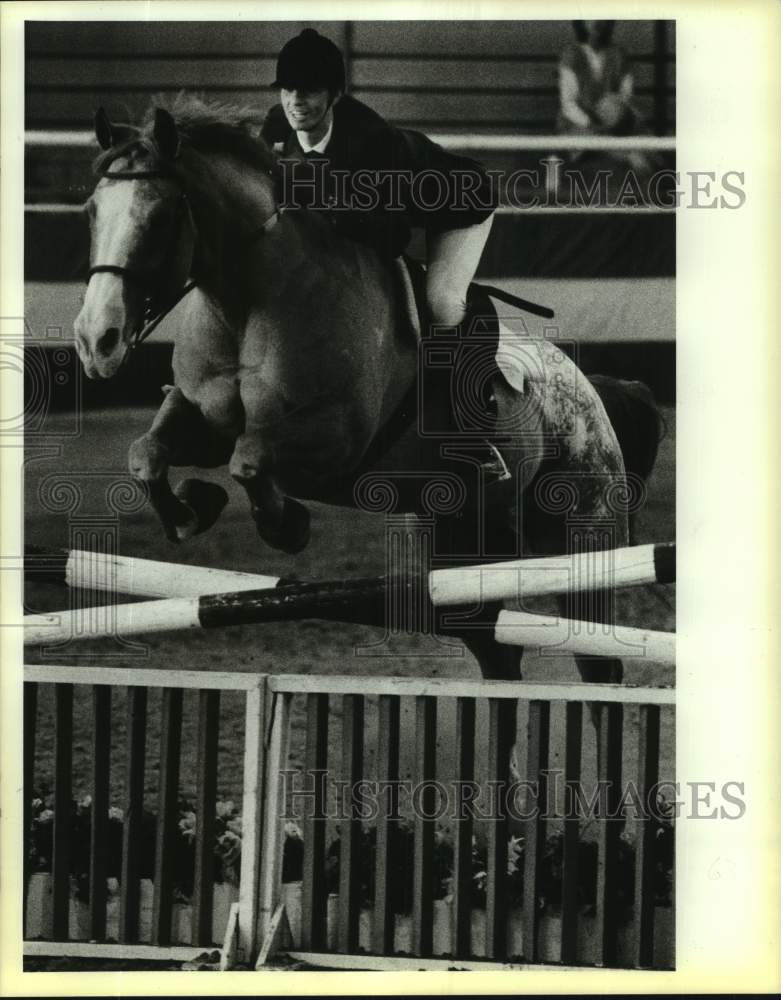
[339, 694, 365, 953]
[237, 676, 268, 965]
[192, 689, 220, 946]
[632, 703, 661, 967]
[301, 693, 329, 951]
[23, 682, 38, 939]
[52, 684, 73, 941]
[151, 687, 183, 946]
[89, 685, 111, 940]
[257, 690, 292, 958]
[373, 695, 401, 954]
[119, 686, 147, 943]
[412, 696, 437, 957]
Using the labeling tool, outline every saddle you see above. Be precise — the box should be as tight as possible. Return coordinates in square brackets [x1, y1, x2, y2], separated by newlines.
[360, 256, 511, 481]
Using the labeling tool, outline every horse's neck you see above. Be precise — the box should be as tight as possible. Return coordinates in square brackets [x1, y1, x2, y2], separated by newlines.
[182, 150, 412, 399]
[184, 150, 280, 308]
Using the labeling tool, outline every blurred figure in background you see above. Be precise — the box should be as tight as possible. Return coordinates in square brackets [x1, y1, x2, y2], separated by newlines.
[548, 20, 653, 195]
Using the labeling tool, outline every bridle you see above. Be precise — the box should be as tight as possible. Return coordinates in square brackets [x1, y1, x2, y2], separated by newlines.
[86, 150, 281, 359]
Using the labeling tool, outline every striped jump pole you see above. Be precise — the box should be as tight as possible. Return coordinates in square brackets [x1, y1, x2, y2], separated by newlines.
[495, 610, 676, 666]
[24, 541, 675, 646]
[429, 542, 675, 607]
[24, 577, 394, 646]
[24, 545, 281, 598]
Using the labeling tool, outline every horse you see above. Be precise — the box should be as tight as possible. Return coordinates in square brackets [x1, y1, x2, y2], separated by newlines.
[74, 94, 661, 751]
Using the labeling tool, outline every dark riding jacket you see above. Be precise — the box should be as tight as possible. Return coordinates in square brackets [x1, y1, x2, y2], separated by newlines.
[262, 95, 496, 258]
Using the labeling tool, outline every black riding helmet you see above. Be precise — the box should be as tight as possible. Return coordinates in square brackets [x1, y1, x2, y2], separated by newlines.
[271, 29, 346, 95]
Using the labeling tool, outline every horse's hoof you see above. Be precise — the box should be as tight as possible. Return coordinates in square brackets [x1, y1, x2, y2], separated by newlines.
[128, 434, 169, 479]
[256, 497, 311, 554]
[174, 510, 200, 542]
[174, 479, 230, 538]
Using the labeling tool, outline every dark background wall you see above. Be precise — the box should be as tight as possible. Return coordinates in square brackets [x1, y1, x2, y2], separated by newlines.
[26, 19, 674, 133]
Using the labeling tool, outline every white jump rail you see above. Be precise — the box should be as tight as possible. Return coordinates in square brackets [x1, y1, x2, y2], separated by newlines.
[25, 544, 280, 598]
[429, 541, 675, 607]
[27, 203, 675, 217]
[24, 542, 675, 646]
[26, 130, 676, 153]
[494, 611, 675, 667]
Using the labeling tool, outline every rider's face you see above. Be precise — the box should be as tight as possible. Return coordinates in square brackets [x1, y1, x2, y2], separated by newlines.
[281, 88, 332, 136]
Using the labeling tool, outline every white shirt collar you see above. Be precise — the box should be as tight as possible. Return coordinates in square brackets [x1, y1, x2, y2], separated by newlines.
[297, 118, 334, 154]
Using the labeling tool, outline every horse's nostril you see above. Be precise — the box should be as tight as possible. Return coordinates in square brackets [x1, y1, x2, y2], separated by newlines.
[96, 327, 121, 357]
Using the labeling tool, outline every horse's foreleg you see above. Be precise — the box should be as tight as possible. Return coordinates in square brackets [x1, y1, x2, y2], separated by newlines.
[129, 386, 230, 542]
[229, 434, 310, 554]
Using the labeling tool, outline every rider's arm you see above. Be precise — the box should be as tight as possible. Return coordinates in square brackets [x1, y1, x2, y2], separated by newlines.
[559, 65, 591, 128]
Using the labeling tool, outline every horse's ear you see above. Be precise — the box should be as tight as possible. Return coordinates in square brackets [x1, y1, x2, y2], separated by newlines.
[94, 108, 114, 150]
[152, 108, 180, 160]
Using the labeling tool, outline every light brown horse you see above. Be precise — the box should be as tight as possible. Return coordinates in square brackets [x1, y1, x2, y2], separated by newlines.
[75, 95, 660, 693]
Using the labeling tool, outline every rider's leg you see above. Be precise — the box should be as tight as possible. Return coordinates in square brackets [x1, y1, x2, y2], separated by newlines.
[425, 214, 494, 328]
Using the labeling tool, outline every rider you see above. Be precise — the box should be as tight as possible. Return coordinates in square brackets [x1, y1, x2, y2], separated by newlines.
[261, 28, 496, 330]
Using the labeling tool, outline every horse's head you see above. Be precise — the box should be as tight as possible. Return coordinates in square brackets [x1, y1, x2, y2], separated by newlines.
[75, 108, 196, 379]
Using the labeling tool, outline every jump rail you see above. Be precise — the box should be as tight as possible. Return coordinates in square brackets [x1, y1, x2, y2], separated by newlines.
[24, 542, 676, 657]
[25, 544, 281, 598]
[495, 612, 676, 667]
[429, 541, 675, 607]
[25, 130, 676, 152]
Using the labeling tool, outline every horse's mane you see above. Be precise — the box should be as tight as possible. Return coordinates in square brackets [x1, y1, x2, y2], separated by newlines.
[94, 92, 278, 176]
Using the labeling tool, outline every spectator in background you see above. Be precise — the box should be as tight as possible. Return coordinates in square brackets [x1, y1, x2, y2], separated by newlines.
[549, 20, 652, 192]
[558, 21, 636, 137]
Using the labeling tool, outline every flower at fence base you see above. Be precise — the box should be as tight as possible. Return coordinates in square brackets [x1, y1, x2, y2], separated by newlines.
[78, 794, 92, 811]
[226, 817, 242, 837]
[217, 830, 241, 867]
[284, 821, 303, 840]
[507, 835, 523, 875]
[108, 806, 123, 822]
[36, 809, 54, 825]
[216, 800, 236, 820]
[178, 811, 196, 841]
[473, 869, 488, 893]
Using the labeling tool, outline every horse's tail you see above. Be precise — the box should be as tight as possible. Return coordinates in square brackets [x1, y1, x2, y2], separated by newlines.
[588, 373, 666, 486]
